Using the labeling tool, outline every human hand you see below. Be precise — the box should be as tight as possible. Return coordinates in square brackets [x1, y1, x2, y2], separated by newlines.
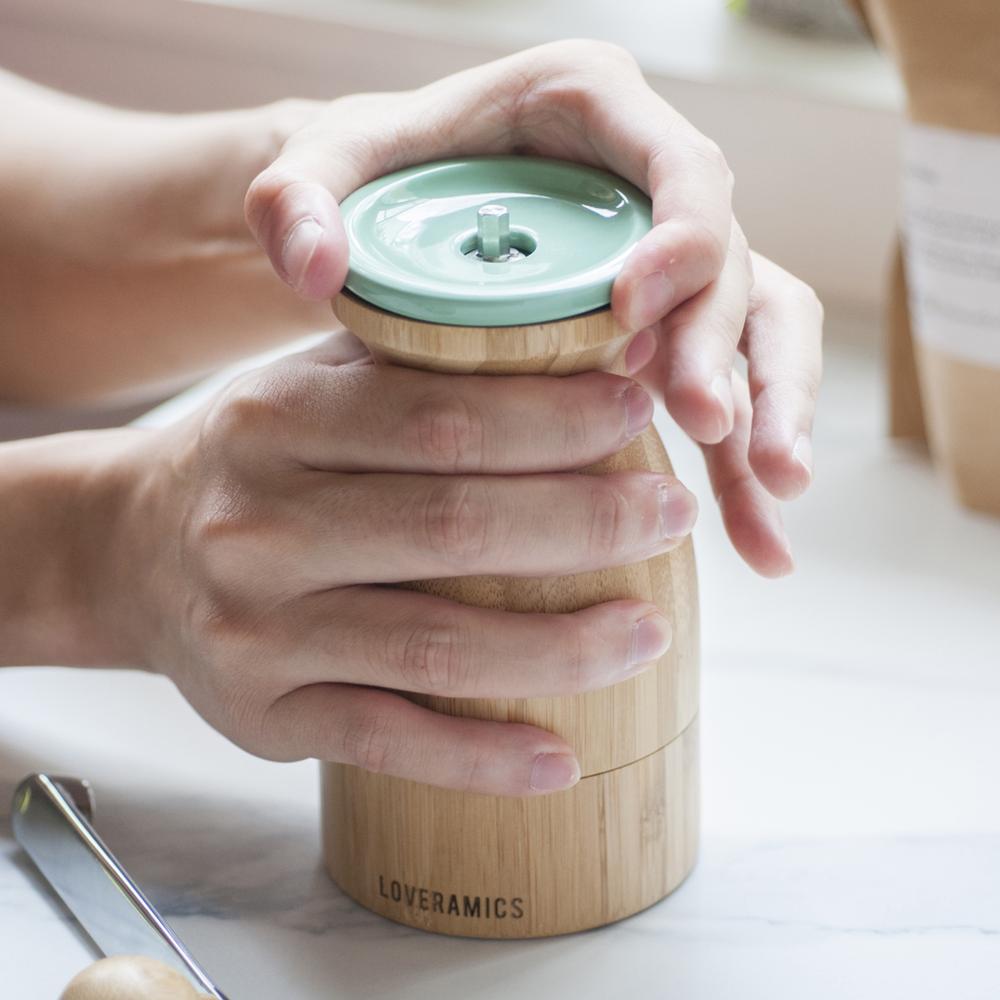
[108, 335, 694, 794]
[244, 40, 823, 577]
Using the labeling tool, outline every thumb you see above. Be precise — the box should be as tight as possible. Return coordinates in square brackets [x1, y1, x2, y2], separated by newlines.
[244, 149, 357, 301]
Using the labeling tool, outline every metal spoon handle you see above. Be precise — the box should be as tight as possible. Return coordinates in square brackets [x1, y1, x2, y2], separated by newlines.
[11, 773, 228, 1000]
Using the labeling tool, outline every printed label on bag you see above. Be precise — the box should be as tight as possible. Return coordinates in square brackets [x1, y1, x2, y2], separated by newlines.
[902, 122, 1000, 368]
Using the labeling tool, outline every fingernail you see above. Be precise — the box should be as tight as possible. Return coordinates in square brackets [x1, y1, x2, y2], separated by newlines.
[774, 519, 795, 576]
[281, 217, 322, 291]
[625, 327, 658, 375]
[658, 481, 698, 541]
[629, 271, 674, 332]
[792, 434, 813, 481]
[777, 545, 795, 576]
[711, 374, 734, 438]
[529, 753, 581, 792]
[628, 611, 672, 669]
[623, 383, 654, 439]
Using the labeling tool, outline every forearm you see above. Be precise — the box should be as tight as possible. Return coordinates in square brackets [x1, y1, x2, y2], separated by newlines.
[0, 429, 138, 666]
[0, 72, 328, 404]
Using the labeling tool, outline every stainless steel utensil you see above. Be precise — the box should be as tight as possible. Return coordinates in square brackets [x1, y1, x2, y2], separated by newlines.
[11, 773, 228, 999]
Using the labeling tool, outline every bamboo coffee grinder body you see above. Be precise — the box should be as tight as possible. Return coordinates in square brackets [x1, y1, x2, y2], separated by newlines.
[322, 157, 699, 938]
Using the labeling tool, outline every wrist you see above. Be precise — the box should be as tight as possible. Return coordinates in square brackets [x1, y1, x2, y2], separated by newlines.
[151, 98, 320, 258]
[15, 98, 321, 271]
[0, 428, 149, 668]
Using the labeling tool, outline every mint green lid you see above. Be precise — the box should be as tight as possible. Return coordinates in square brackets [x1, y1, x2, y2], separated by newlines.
[340, 156, 652, 327]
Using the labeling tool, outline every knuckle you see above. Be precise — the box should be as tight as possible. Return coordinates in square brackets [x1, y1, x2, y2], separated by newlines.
[416, 480, 494, 562]
[517, 40, 639, 128]
[243, 169, 283, 236]
[559, 395, 595, 458]
[548, 38, 637, 71]
[203, 367, 301, 448]
[200, 375, 257, 448]
[183, 602, 277, 725]
[579, 38, 637, 69]
[730, 222, 751, 261]
[560, 616, 591, 693]
[187, 590, 245, 648]
[790, 366, 822, 405]
[669, 309, 738, 362]
[219, 677, 273, 750]
[188, 485, 253, 575]
[696, 137, 734, 190]
[331, 129, 383, 177]
[794, 278, 825, 324]
[340, 706, 397, 774]
[585, 480, 633, 559]
[244, 170, 333, 253]
[757, 366, 820, 411]
[408, 392, 486, 473]
[458, 744, 491, 794]
[706, 315, 742, 362]
[186, 477, 280, 595]
[685, 217, 729, 275]
[246, 169, 328, 246]
[714, 466, 756, 506]
[393, 622, 467, 693]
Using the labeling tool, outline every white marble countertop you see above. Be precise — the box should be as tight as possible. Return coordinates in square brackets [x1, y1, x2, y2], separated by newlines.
[3, 326, 1000, 999]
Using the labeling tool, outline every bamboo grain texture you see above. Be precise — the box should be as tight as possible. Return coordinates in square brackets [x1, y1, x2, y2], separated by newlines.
[322, 292, 700, 936]
[323, 720, 699, 938]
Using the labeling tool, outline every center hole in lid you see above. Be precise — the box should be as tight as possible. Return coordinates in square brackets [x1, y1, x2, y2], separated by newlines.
[461, 228, 537, 261]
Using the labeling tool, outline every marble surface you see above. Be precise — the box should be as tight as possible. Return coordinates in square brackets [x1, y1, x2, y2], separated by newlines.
[3, 327, 1000, 999]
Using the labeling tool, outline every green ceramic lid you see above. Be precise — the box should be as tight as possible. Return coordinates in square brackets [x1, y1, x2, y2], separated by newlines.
[340, 156, 652, 327]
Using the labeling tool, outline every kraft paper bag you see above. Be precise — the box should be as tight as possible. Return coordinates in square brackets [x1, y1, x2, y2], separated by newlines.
[856, 0, 1000, 514]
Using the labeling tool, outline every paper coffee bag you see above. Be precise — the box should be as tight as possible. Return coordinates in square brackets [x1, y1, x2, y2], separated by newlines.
[857, 0, 1000, 514]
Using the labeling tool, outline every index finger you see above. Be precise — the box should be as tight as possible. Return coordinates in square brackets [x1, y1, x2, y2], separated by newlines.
[597, 92, 735, 334]
[219, 338, 655, 475]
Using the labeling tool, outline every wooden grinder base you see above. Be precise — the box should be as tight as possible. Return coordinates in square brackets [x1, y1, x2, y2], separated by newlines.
[322, 719, 698, 938]
[321, 293, 700, 938]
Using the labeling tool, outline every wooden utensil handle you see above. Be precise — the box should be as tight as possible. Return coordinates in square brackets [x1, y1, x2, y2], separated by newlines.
[61, 957, 209, 1000]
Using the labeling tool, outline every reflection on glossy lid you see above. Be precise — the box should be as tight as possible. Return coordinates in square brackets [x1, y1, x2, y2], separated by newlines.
[340, 156, 652, 327]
